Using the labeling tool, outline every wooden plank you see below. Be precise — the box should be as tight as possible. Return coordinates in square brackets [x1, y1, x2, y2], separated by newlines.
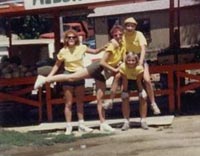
[3, 115, 174, 133]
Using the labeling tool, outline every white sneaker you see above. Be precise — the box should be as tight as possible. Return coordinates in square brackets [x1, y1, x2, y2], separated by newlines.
[65, 125, 73, 135]
[100, 123, 115, 133]
[102, 99, 113, 110]
[78, 124, 93, 133]
[34, 75, 46, 89]
[121, 122, 130, 131]
[141, 121, 149, 130]
[151, 103, 161, 115]
[139, 89, 147, 99]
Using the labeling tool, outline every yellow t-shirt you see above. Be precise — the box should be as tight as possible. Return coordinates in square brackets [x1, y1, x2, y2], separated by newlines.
[105, 42, 126, 67]
[123, 31, 147, 54]
[119, 62, 144, 80]
[57, 44, 87, 72]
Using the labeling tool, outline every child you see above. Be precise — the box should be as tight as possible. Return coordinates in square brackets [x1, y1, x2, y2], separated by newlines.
[120, 52, 148, 130]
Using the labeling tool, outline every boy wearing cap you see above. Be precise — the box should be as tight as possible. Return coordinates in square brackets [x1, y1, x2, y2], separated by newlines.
[123, 17, 161, 115]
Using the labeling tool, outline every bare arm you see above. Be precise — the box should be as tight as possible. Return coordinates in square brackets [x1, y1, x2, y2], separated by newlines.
[100, 51, 119, 73]
[136, 72, 144, 92]
[139, 45, 146, 65]
[121, 75, 128, 92]
[86, 45, 106, 54]
[47, 60, 63, 77]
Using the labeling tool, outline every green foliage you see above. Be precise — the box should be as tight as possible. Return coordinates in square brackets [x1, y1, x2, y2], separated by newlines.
[0, 131, 53, 146]
[11, 15, 52, 39]
[0, 130, 111, 148]
[80, 133, 111, 139]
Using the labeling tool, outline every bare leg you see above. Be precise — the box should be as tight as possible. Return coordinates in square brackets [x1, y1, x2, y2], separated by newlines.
[136, 73, 145, 92]
[63, 87, 74, 123]
[137, 73, 147, 99]
[95, 80, 106, 123]
[122, 97, 130, 120]
[74, 85, 93, 132]
[74, 85, 85, 121]
[139, 95, 149, 130]
[103, 73, 121, 109]
[110, 72, 121, 99]
[47, 68, 91, 83]
[95, 80, 115, 132]
[139, 96, 147, 119]
[121, 76, 130, 131]
[143, 63, 161, 115]
[143, 63, 155, 103]
[63, 86, 74, 135]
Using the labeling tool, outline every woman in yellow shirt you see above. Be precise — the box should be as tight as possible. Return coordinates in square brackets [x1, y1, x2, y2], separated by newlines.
[43, 29, 104, 135]
[123, 17, 161, 115]
[34, 25, 126, 133]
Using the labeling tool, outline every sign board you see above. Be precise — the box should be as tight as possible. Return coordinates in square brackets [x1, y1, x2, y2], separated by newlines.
[24, 0, 117, 10]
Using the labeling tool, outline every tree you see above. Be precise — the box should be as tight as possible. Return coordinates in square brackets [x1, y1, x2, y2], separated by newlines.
[10, 15, 52, 39]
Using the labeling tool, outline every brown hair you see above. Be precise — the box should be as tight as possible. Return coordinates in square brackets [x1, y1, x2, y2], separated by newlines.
[109, 25, 124, 36]
[63, 29, 80, 46]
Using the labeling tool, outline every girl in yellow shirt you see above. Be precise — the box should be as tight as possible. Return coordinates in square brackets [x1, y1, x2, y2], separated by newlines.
[119, 52, 148, 130]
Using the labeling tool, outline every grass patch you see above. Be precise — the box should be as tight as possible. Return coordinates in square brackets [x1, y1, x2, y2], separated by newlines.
[0, 131, 76, 147]
[0, 130, 112, 148]
[81, 133, 111, 139]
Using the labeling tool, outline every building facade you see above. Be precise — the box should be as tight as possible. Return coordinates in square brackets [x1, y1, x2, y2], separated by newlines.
[88, 0, 200, 52]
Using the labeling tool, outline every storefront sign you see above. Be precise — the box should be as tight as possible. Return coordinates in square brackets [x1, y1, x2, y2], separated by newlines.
[24, 0, 116, 10]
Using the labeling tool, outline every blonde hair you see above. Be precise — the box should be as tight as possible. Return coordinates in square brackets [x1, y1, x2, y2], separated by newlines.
[63, 29, 80, 46]
[125, 51, 139, 64]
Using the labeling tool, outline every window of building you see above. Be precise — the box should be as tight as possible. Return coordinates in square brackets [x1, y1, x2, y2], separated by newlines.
[107, 17, 120, 38]
[136, 18, 151, 43]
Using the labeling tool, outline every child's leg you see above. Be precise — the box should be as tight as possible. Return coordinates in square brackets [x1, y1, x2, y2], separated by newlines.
[121, 76, 130, 131]
[139, 95, 148, 130]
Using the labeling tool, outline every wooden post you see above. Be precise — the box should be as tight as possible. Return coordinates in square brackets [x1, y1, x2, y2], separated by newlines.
[46, 83, 53, 121]
[169, 0, 175, 48]
[177, 0, 180, 49]
[7, 17, 13, 57]
[53, 12, 61, 54]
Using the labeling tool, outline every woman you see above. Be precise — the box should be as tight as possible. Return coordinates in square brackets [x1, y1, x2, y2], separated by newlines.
[40, 29, 104, 135]
[34, 25, 126, 133]
[123, 17, 160, 115]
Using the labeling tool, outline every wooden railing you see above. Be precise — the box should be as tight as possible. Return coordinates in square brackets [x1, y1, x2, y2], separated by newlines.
[1, 63, 200, 122]
[45, 64, 176, 121]
[175, 63, 200, 111]
[0, 77, 43, 122]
